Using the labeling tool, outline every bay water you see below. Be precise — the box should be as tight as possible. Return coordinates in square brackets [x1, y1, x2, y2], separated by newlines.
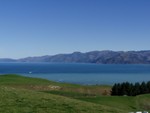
[0, 62, 150, 85]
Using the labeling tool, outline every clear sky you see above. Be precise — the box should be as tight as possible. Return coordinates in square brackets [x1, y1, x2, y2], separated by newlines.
[0, 0, 150, 58]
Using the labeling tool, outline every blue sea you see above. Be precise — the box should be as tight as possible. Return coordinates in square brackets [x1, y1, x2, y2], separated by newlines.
[0, 62, 150, 85]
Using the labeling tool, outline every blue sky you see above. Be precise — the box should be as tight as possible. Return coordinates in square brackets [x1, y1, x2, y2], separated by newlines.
[0, 0, 150, 58]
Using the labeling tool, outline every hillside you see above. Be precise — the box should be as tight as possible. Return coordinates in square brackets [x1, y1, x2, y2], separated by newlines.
[18, 50, 150, 64]
[1, 50, 150, 64]
[0, 74, 150, 113]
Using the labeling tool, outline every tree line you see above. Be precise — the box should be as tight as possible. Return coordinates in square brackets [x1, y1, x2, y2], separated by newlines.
[111, 81, 150, 96]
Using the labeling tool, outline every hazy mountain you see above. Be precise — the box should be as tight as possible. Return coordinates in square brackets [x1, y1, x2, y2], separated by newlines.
[18, 55, 51, 62]
[16, 50, 150, 64]
[0, 58, 17, 62]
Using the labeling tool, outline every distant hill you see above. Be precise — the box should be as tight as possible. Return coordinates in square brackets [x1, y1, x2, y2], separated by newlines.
[0, 58, 17, 62]
[18, 50, 150, 64]
[1, 50, 150, 64]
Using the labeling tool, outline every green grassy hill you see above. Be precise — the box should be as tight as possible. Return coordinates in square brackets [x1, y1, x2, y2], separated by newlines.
[0, 74, 149, 113]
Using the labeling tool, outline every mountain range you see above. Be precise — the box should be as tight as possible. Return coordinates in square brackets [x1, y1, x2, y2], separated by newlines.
[1, 50, 150, 64]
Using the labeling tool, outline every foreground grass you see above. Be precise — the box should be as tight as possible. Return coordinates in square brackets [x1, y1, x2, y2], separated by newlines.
[0, 87, 123, 113]
[44, 90, 150, 112]
[0, 74, 150, 113]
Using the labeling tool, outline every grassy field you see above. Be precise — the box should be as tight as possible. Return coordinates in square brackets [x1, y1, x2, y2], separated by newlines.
[0, 74, 150, 113]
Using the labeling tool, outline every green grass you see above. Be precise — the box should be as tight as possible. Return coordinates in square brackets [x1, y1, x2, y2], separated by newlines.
[0, 74, 150, 113]
[43, 90, 150, 112]
[0, 74, 56, 85]
[44, 90, 136, 110]
[135, 94, 150, 110]
[0, 74, 111, 95]
[0, 86, 124, 113]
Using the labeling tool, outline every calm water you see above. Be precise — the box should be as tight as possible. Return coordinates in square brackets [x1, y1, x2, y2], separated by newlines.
[0, 62, 150, 85]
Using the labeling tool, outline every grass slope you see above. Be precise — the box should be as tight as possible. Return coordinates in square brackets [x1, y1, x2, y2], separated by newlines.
[0, 74, 150, 113]
[0, 74, 111, 95]
[0, 86, 124, 113]
[44, 90, 150, 112]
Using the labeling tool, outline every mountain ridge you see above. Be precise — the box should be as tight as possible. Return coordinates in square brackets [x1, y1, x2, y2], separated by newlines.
[1, 50, 150, 64]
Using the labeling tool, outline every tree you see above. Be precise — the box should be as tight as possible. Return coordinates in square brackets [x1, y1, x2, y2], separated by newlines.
[133, 82, 140, 96]
[140, 82, 148, 94]
[146, 81, 150, 93]
[111, 83, 118, 95]
[111, 81, 150, 96]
